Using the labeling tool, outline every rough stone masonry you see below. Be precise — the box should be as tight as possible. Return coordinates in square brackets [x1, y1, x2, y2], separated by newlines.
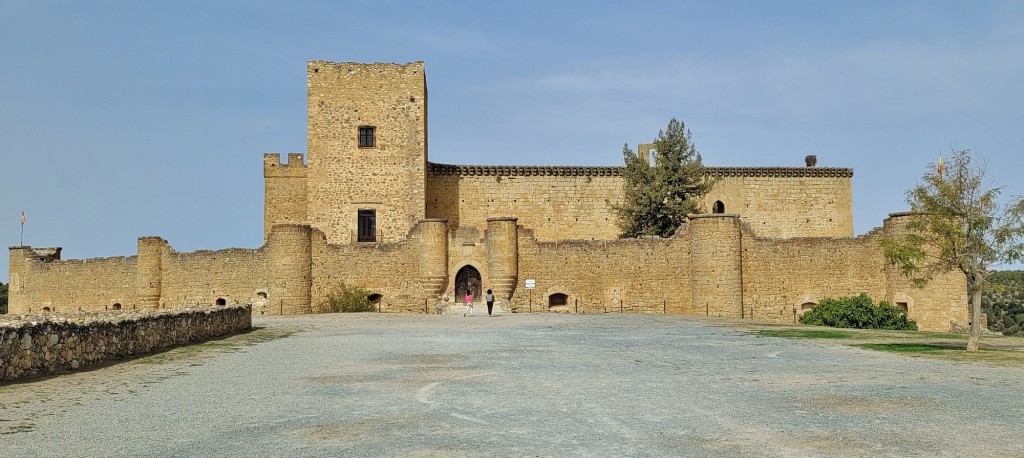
[0, 305, 251, 382]
[6, 60, 967, 332]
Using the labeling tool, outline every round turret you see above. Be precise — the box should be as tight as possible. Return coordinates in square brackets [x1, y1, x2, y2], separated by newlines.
[486, 217, 519, 300]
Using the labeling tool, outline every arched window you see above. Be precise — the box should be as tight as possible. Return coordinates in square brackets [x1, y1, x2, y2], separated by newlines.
[42, 306, 51, 312]
[800, 302, 816, 313]
[216, 298, 227, 306]
[713, 201, 725, 214]
[112, 303, 122, 310]
[256, 292, 268, 300]
[368, 293, 383, 304]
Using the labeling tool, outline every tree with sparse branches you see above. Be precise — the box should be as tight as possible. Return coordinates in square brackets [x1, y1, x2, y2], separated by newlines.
[614, 118, 715, 238]
[881, 149, 1024, 351]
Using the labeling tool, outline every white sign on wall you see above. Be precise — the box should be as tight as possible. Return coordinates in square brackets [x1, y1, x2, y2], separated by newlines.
[524, 279, 536, 289]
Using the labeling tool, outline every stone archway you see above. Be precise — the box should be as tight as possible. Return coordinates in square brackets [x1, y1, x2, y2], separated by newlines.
[548, 293, 569, 312]
[454, 265, 482, 303]
[800, 302, 816, 314]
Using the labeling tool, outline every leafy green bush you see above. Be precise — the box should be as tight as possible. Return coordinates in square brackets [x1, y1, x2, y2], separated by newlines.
[799, 294, 917, 331]
[0, 281, 7, 314]
[322, 282, 375, 313]
[982, 270, 1024, 335]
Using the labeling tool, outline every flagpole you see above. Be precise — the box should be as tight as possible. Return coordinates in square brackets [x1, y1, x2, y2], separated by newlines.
[20, 211, 25, 246]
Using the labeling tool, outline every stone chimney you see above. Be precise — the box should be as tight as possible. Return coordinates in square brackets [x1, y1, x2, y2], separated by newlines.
[805, 155, 817, 167]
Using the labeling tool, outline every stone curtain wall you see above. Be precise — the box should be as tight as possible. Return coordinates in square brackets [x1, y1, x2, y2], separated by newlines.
[740, 228, 888, 323]
[515, 233, 693, 315]
[507, 214, 964, 331]
[10, 238, 275, 315]
[310, 227, 424, 313]
[306, 61, 427, 245]
[738, 214, 966, 330]
[8, 218, 966, 330]
[7, 247, 137, 314]
[160, 247, 271, 310]
[0, 305, 251, 382]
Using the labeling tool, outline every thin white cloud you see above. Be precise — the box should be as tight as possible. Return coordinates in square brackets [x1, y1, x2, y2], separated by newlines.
[501, 32, 1024, 123]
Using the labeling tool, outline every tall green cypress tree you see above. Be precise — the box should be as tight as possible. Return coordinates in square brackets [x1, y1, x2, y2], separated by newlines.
[614, 118, 714, 238]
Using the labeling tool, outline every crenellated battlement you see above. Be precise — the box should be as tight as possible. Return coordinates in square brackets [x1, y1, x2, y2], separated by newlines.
[264, 153, 308, 178]
[427, 162, 853, 178]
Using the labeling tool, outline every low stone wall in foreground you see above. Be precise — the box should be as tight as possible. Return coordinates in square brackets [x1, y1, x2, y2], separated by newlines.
[0, 305, 252, 382]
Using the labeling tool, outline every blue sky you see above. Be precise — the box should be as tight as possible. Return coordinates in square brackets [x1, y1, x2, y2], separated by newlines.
[2, 1, 1023, 281]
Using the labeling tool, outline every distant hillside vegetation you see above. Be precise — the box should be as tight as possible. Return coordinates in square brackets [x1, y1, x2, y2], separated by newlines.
[983, 271, 1024, 336]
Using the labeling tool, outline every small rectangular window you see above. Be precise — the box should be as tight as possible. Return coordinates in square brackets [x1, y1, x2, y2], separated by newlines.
[358, 126, 375, 148]
[358, 209, 376, 242]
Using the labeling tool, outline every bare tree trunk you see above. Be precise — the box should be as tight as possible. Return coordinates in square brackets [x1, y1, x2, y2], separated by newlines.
[966, 273, 982, 352]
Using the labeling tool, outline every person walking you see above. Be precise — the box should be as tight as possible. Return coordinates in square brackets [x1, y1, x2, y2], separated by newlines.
[463, 290, 475, 317]
[485, 289, 495, 316]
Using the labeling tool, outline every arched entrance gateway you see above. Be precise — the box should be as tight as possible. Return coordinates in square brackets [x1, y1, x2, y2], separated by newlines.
[454, 265, 482, 303]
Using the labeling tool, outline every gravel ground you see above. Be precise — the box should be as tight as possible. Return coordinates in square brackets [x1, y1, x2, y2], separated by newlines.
[2, 312, 1023, 457]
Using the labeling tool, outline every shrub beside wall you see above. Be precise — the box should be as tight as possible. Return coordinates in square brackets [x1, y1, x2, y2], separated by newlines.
[0, 305, 252, 382]
[322, 282, 375, 313]
[800, 294, 918, 331]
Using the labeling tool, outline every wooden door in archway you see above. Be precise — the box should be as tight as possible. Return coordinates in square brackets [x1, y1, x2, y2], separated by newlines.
[454, 265, 482, 303]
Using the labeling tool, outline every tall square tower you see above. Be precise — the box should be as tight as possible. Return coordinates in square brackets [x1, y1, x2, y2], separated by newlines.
[306, 61, 428, 244]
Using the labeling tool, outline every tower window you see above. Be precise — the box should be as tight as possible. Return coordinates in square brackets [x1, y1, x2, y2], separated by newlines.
[358, 126, 376, 148]
[358, 209, 377, 242]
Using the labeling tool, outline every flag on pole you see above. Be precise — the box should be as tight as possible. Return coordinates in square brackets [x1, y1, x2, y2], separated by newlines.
[21, 210, 25, 225]
[937, 155, 943, 177]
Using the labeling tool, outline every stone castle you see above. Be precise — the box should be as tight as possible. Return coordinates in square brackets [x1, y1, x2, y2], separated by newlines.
[6, 61, 967, 331]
